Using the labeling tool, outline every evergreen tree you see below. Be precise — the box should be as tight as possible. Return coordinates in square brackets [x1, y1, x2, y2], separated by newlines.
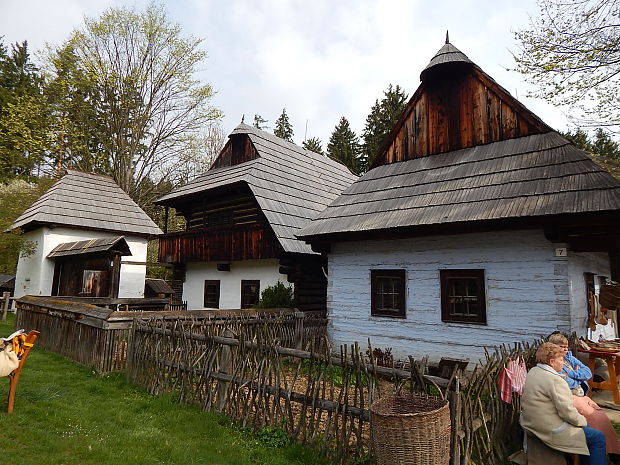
[327, 117, 361, 174]
[274, 108, 294, 142]
[302, 137, 323, 155]
[593, 129, 620, 160]
[360, 84, 407, 172]
[562, 128, 593, 153]
[253, 114, 268, 130]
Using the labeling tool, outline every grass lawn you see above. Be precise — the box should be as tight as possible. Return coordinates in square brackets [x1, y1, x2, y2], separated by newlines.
[0, 314, 334, 465]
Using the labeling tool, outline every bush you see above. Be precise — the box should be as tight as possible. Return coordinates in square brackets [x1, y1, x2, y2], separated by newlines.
[254, 281, 293, 308]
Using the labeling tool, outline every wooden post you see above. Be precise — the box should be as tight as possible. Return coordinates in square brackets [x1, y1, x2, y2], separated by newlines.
[293, 311, 304, 350]
[1, 292, 10, 321]
[216, 329, 234, 413]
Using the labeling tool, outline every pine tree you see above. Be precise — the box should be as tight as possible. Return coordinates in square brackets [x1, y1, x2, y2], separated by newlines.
[327, 117, 361, 174]
[274, 108, 294, 142]
[360, 84, 407, 172]
[593, 129, 620, 160]
[302, 137, 323, 155]
[253, 114, 268, 130]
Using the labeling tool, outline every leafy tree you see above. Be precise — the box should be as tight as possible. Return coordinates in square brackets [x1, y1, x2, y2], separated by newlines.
[43, 3, 222, 207]
[513, 0, 620, 129]
[274, 108, 294, 142]
[302, 137, 323, 155]
[0, 40, 50, 181]
[327, 117, 361, 174]
[253, 114, 268, 130]
[0, 178, 55, 274]
[360, 84, 407, 172]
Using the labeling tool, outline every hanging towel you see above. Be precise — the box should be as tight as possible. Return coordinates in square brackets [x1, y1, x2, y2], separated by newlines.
[498, 366, 513, 403]
[508, 356, 527, 395]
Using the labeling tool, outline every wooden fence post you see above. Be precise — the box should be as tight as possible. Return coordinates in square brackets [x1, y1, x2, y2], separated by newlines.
[448, 378, 462, 465]
[216, 329, 234, 413]
[1, 292, 10, 321]
[293, 311, 304, 350]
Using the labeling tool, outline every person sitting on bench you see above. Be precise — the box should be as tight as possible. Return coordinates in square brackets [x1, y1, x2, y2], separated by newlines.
[521, 342, 607, 465]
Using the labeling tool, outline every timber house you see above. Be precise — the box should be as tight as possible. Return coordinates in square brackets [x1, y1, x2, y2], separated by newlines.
[156, 123, 357, 311]
[11, 170, 162, 299]
[298, 38, 620, 362]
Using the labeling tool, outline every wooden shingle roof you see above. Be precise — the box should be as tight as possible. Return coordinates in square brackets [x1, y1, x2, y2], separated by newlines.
[297, 132, 620, 239]
[156, 123, 358, 254]
[11, 170, 162, 237]
[47, 236, 132, 258]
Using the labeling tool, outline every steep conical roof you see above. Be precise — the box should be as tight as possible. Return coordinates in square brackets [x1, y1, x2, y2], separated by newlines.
[420, 33, 474, 81]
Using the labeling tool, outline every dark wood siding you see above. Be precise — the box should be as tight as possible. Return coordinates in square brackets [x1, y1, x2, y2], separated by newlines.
[375, 69, 549, 167]
[182, 193, 262, 231]
[158, 222, 282, 263]
[210, 135, 258, 170]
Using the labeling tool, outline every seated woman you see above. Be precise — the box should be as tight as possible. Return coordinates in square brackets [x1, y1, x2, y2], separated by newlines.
[521, 342, 606, 465]
[548, 332, 620, 456]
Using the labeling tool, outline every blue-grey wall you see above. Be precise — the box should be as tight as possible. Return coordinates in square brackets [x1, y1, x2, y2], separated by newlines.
[327, 230, 610, 364]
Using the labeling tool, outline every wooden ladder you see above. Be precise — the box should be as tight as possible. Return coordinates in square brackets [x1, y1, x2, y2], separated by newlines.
[7, 330, 40, 414]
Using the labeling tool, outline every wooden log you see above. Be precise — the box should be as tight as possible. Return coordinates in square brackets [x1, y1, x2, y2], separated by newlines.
[1, 292, 10, 321]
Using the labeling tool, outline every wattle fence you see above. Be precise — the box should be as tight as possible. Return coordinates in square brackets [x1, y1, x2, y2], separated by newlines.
[15, 295, 541, 464]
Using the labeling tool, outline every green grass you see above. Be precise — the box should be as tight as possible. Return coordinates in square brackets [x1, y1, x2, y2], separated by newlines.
[0, 314, 334, 465]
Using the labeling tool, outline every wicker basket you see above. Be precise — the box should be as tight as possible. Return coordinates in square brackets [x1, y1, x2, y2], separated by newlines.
[370, 394, 451, 465]
[600, 284, 620, 310]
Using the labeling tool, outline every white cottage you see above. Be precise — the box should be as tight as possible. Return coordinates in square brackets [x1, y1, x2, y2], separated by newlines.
[298, 39, 620, 363]
[11, 170, 162, 299]
[155, 123, 357, 311]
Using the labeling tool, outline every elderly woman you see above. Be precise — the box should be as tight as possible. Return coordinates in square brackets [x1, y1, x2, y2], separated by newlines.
[521, 342, 606, 465]
[548, 333, 620, 457]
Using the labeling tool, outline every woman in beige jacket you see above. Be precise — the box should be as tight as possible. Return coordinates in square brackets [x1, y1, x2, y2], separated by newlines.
[521, 342, 606, 465]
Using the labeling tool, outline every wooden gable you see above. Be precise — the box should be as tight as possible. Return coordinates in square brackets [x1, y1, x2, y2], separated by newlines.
[210, 133, 258, 170]
[372, 41, 551, 168]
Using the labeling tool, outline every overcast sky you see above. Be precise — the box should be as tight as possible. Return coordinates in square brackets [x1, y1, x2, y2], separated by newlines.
[1, 0, 573, 150]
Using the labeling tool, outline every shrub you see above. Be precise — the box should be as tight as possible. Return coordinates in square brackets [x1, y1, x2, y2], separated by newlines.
[255, 281, 293, 308]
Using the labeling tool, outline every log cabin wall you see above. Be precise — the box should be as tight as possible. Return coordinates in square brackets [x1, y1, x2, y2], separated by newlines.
[375, 65, 550, 167]
[279, 253, 327, 313]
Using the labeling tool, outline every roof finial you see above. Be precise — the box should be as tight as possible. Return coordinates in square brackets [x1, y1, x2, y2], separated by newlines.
[241, 114, 245, 123]
[445, 30, 450, 44]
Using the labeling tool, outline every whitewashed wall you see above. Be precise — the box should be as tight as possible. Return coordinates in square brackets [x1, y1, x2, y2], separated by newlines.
[326, 230, 608, 364]
[184, 259, 289, 309]
[14, 226, 148, 299]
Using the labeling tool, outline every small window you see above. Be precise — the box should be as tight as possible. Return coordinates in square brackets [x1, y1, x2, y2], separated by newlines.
[371, 270, 406, 318]
[204, 280, 220, 308]
[241, 280, 260, 308]
[441, 270, 486, 324]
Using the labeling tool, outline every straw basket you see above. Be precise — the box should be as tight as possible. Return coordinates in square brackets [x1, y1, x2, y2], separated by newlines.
[370, 394, 451, 465]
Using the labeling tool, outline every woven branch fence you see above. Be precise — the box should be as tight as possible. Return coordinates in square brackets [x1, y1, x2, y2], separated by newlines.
[126, 316, 543, 465]
[15, 296, 327, 374]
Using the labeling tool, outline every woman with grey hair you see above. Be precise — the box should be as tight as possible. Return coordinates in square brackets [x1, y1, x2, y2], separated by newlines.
[521, 342, 606, 464]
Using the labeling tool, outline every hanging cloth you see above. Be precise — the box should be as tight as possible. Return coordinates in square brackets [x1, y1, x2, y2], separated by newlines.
[498, 365, 514, 403]
[508, 356, 527, 395]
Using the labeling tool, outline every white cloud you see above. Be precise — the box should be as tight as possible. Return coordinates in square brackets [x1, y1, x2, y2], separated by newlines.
[0, 0, 572, 150]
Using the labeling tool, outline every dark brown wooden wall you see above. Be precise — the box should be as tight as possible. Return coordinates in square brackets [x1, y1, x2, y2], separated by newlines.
[375, 68, 550, 167]
[210, 135, 258, 170]
[158, 223, 282, 263]
[279, 254, 327, 313]
[181, 193, 262, 231]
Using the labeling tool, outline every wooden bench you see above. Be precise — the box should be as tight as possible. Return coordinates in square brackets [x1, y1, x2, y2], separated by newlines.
[7, 330, 40, 414]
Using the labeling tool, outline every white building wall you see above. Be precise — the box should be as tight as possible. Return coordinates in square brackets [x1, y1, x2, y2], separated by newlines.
[184, 259, 289, 309]
[14, 226, 148, 298]
[327, 230, 578, 364]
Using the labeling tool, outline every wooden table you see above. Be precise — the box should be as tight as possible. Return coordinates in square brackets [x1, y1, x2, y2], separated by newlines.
[578, 348, 620, 404]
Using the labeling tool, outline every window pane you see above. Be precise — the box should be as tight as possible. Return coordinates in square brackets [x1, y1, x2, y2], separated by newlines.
[371, 270, 405, 317]
[441, 270, 486, 324]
